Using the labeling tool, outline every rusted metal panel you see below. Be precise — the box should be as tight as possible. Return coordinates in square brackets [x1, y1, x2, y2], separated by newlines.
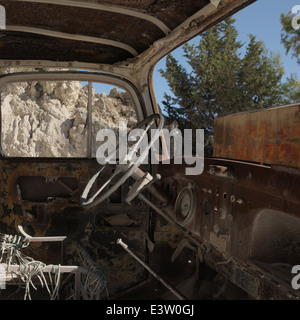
[157, 156, 300, 299]
[213, 104, 300, 168]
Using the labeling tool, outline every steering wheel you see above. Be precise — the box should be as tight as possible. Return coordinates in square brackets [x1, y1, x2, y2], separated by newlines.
[80, 113, 164, 208]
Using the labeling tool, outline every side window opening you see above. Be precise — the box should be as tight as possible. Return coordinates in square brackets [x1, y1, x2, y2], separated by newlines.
[0, 79, 138, 158]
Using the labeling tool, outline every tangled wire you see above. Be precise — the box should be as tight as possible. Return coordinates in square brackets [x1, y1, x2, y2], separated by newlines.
[0, 233, 108, 300]
[76, 244, 108, 300]
[0, 233, 61, 300]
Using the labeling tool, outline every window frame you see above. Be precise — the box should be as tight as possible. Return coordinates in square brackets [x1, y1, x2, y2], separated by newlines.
[0, 71, 144, 160]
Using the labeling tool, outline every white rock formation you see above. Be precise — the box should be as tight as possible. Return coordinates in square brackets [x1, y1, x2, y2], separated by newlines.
[1, 79, 137, 158]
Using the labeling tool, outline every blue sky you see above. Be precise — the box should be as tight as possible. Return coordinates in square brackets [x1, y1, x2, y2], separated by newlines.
[153, 0, 300, 109]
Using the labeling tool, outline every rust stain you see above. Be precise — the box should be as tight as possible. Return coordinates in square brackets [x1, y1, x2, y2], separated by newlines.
[214, 104, 300, 168]
[295, 106, 300, 120]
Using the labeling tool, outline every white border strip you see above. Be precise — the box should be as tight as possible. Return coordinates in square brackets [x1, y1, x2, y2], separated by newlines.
[11, 0, 171, 35]
[4, 25, 139, 56]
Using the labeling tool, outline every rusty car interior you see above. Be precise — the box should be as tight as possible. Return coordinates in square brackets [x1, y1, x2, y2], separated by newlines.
[0, 0, 299, 300]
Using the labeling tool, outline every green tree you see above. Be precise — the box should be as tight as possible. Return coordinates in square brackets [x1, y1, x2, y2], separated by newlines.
[238, 36, 285, 110]
[282, 73, 300, 104]
[160, 17, 297, 155]
[281, 11, 300, 65]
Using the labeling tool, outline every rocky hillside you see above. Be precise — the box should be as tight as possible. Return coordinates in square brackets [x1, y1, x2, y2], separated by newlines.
[1, 78, 137, 158]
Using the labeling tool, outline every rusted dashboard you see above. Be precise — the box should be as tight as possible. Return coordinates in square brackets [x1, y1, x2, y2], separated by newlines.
[0, 155, 299, 300]
[0, 158, 150, 298]
[156, 158, 300, 300]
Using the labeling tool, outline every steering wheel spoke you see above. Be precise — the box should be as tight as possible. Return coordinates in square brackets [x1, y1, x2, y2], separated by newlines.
[80, 113, 164, 208]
